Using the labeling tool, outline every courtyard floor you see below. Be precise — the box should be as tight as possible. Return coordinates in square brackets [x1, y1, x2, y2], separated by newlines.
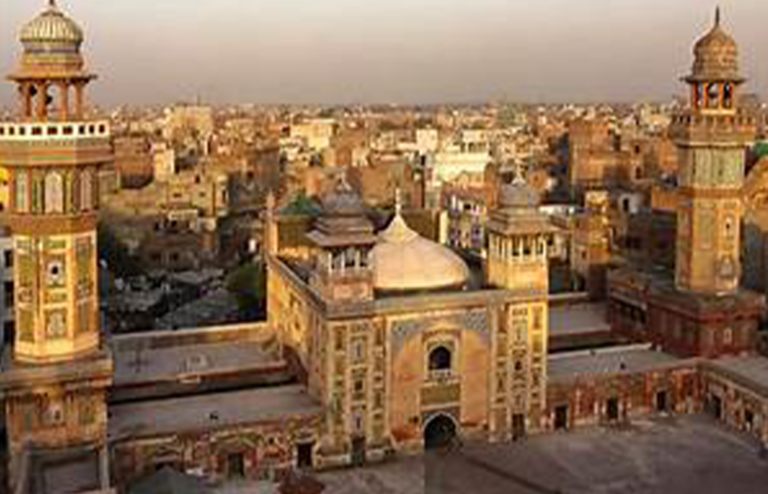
[217, 415, 768, 494]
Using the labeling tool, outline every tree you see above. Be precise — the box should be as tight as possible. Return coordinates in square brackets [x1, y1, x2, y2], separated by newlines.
[98, 225, 141, 278]
[226, 262, 267, 320]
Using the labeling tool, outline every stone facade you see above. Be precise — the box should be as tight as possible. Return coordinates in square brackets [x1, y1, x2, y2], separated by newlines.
[266, 177, 551, 465]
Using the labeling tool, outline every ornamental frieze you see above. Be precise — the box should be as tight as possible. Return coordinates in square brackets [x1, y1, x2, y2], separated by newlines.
[391, 310, 490, 355]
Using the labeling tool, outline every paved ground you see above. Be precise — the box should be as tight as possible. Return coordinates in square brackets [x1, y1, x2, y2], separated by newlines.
[218, 415, 768, 494]
[423, 415, 768, 494]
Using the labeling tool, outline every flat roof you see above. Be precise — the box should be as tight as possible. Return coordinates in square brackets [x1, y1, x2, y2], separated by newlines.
[110, 384, 320, 439]
[549, 303, 610, 337]
[113, 340, 280, 386]
[549, 344, 682, 384]
[707, 356, 768, 397]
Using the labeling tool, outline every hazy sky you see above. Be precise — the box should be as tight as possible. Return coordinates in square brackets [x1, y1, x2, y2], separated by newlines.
[1, 0, 766, 107]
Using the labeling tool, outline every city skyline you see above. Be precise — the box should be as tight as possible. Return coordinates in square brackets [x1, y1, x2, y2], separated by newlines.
[1, 0, 767, 107]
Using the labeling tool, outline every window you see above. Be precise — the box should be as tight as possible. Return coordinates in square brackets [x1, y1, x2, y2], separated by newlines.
[352, 409, 365, 435]
[353, 378, 364, 395]
[351, 338, 365, 364]
[3, 320, 14, 344]
[47, 260, 66, 287]
[345, 248, 357, 269]
[46, 400, 65, 427]
[335, 327, 345, 351]
[723, 327, 734, 346]
[4, 250, 12, 269]
[723, 83, 733, 109]
[707, 83, 720, 109]
[428, 346, 452, 372]
[4, 281, 14, 308]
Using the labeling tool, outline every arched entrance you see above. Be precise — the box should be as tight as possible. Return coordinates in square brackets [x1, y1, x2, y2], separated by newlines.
[423, 414, 458, 450]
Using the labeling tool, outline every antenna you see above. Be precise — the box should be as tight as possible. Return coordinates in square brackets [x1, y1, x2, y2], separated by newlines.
[715, 6, 721, 28]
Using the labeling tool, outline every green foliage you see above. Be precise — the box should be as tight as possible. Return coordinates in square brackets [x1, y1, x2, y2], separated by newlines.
[281, 192, 322, 217]
[754, 142, 768, 161]
[226, 262, 267, 319]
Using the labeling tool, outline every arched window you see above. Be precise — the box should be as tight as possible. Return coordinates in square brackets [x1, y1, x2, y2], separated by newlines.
[428, 346, 452, 372]
[707, 83, 720, 109]
[15, 171, 29, 213]
[44, 172, 64, 213]
[80, 171, 93, 211]
[723, 83, 733, 109]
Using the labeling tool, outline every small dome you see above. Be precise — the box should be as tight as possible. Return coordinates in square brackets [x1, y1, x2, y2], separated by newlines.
[689, 8, 741, 81]
[371, 213, 469, 293]
[499, 178, 540, 210]
[21, 2, 84, 49]
[322, 178, 365, 217]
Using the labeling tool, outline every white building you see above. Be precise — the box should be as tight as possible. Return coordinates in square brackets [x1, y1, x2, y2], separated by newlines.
[290, 119, 336, 152]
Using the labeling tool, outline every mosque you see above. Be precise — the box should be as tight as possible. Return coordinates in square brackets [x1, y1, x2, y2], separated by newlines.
[0, 3, 767, 494]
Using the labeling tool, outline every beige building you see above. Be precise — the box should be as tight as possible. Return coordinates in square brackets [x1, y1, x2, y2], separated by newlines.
[267, 180, 550, 464]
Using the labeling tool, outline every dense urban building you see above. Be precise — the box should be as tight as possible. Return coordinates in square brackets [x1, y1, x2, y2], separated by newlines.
[1, 3, 768, 494]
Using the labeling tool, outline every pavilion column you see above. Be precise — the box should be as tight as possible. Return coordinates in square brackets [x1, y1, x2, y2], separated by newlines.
[35, 82, 49, 120]
[691, 84, 699, 110]
[702, 84, 709, 109]
[58, 82, 70, 121]
[718, 83, 725, 110]
[74, 82, 85, 119]
[21, 83, 33, 119]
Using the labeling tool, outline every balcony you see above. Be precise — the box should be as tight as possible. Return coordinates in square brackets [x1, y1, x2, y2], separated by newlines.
[0, 120, 110, 142]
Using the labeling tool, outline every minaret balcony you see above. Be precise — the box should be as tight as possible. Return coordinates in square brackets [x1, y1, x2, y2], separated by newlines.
[0, 119, 112, 167]
[0, 120, 110, 141]
[670, 111, 756, 145]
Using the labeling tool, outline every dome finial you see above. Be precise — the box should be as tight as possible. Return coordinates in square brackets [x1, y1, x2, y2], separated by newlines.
[395, 188, 403, 217]
[715, 6, 721, 28]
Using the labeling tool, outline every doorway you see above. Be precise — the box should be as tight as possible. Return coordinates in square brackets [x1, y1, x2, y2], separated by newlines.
[227, 453, 245, 479]
[512, 414, 526, 441]
[656, 391, 668, 413]
[607, 398, 620, 421]
[351, 437, 366, 467]
[424, 414, 458, 450]
[297, 442, 314, 469]
[708, 395, 723, 420]
[554, 405, 569, 431]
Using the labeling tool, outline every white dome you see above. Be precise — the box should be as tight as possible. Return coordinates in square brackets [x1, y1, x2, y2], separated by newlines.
[371, 213, 469, 293]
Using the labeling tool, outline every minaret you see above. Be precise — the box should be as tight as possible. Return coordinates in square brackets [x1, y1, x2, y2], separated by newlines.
[0, 2, 113, 491]
[672, 8, 755, 294]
